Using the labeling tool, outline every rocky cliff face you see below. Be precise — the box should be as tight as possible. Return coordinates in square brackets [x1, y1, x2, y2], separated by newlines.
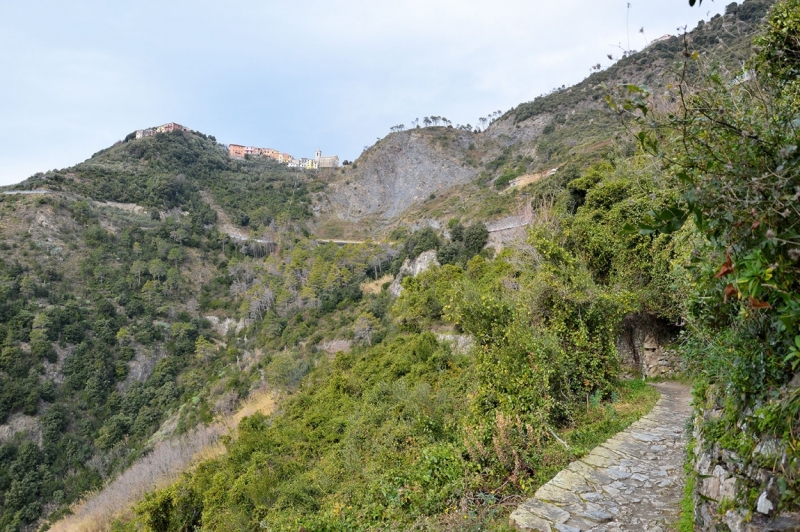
[318, 128, 478, 222]
[389, 250, 440, 296]
[315, 1, 773, 232]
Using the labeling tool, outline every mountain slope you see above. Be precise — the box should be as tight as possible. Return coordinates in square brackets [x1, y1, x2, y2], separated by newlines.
[1, 1, 790, 530]
[319, 127, 477, 222]
[313, 0, 774, 229]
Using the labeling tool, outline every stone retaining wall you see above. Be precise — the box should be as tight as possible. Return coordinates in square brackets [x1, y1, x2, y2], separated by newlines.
[616, 314, 682, 378]
[692, 387, 800, 531]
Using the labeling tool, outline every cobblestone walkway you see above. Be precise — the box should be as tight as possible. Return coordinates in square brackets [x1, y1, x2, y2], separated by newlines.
[510, 382, 693, 532]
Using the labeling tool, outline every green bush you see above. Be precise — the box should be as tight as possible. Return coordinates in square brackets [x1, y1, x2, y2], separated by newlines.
[614, 0, 800, 512]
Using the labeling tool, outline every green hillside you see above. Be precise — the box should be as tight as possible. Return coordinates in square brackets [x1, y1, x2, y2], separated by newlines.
[121, 1, 799, 529]
[1, 0, 798, 529]
[0, 132, 382, 531]
[15, 129, 320, 232]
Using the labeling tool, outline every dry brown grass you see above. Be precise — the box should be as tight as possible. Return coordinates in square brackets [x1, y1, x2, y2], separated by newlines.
[47, 390, 279, 532]
[503, 171, 545, 192]
[360, 274, 393, 295]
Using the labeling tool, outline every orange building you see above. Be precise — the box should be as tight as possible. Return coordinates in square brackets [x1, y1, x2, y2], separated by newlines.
[229, 144, 246, 158]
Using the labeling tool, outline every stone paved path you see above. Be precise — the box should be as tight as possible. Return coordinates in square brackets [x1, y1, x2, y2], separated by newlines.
[510, 382, 693, 532]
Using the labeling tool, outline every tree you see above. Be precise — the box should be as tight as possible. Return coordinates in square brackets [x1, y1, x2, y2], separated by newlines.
[463, 223, 488, 256]
[30, 313, 51, 344]
[353, 313, 379, 345]
[167, 247, 186, 268]
[248, 287, 275, 320]
[450, 222, 464, 242]
[19, 276, 36, 299]
[148, 258, 166, 281]
[141, 280, 162, 307]
[164, 268, 182, 295]
[195, 336, 216, 366]
[131, 260, 147, 286]
[169, 228, 189, 245]
[423, 117, 432, 127]
[437, 242, 461, 265]
[408, 227, 441, 257]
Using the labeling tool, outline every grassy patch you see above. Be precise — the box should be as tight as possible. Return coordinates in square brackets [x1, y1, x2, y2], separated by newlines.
[479, 379, 660, 528]
[530, 379, 660, 489]
[679, 469, 696, 532]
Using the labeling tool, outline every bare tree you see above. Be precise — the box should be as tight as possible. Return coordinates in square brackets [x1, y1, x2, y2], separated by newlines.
[249, 287, 275, 320]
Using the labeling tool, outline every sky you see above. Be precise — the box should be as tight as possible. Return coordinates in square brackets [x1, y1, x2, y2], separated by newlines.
[0, 0, 729, 186]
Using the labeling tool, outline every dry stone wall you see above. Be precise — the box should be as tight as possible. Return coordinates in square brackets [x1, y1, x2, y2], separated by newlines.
[616, 314, 682, 379]
[692, 385, 800, 532]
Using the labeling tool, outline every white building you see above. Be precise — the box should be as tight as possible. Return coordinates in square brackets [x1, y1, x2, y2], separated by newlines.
[316, 149, 339, 168]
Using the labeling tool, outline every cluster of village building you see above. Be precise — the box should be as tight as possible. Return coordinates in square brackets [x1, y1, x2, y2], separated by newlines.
[134, 122, 339, 169]
[228, 145, 339, 169]
[135, 122, 190, 139]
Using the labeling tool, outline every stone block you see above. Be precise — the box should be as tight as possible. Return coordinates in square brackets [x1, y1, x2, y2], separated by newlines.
[550, 469, 591, 493]
[519, 499, 571, 524]
[536, 483, 583, 506]
[509, 508, 553, 531]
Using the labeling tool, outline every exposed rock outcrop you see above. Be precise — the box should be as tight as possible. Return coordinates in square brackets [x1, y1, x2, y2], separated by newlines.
[321, 129, 478, 221]
[389, 250, 440, 296]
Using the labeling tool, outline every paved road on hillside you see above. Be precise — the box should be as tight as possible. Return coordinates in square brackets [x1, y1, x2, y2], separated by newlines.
[510, 382, 692, 532]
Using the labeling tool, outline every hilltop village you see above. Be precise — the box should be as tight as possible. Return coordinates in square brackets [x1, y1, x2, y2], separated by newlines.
[135, 122, 339, 169]
[228, 145, 339, 169]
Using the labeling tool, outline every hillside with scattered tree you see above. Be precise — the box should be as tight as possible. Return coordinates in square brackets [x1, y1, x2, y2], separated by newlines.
[2, 0, 798, 530]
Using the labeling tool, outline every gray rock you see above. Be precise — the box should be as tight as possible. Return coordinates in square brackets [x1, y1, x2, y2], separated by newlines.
[554, 525, 581, 532]
[388, 250, 439, 296]
[757, 491, 775, 515]
[510, 508, 553, 531]
[519, 499, 570, 524]
[322, 129, 477, 221]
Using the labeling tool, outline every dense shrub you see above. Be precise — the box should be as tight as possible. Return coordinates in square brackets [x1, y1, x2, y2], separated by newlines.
[615, 0, 800, 513]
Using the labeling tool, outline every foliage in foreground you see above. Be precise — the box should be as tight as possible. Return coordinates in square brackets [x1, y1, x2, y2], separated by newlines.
[125, 338, 656, 532]
[618, 0, 800, 513]
[123, 148, 677, 530]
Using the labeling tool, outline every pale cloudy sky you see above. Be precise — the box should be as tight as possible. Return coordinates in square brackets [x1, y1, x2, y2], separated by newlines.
[0, 0, 727, 186]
